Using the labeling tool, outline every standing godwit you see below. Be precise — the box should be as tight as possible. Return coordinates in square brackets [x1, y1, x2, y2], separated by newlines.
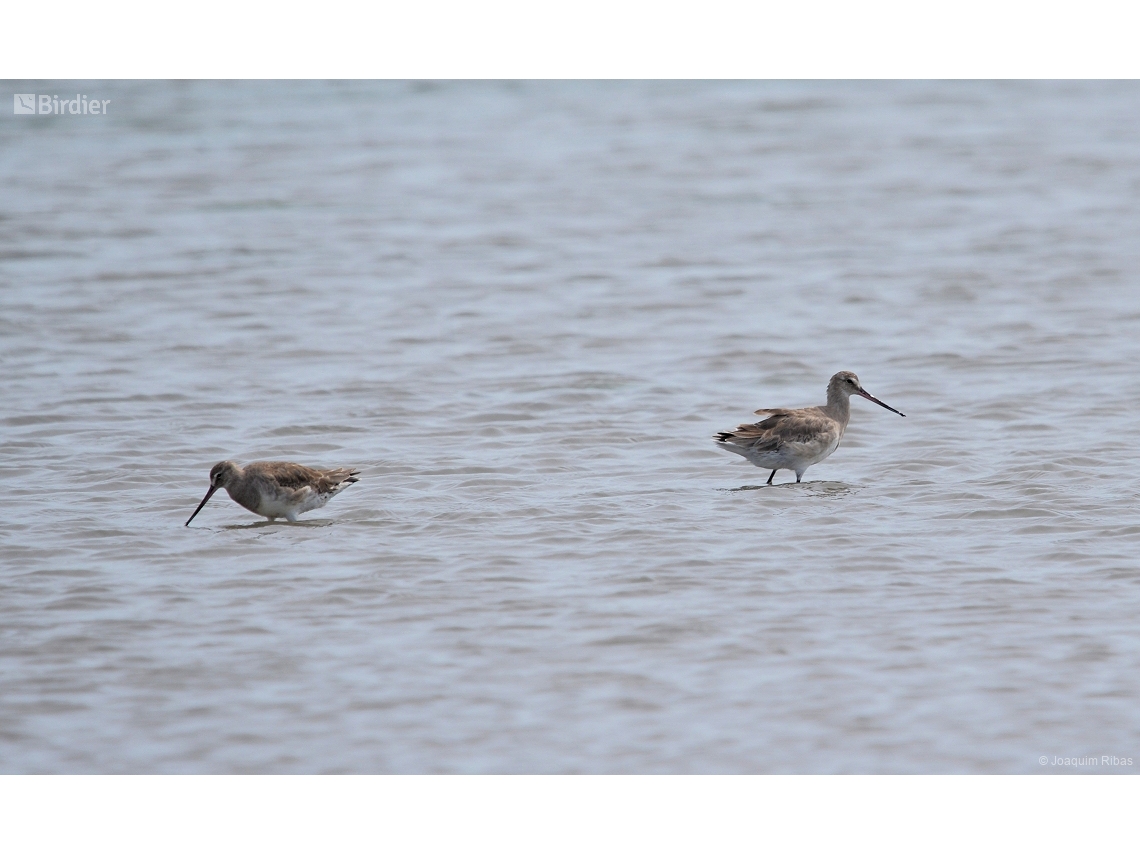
[713, 371, 905, 484]
[185, 461, 360, 525]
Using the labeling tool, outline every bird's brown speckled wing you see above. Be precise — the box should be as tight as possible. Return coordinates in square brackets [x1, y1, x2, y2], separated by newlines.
[716, 409, 837, 452]
[255, 462, 359, 495]
[716, 413, 784, 452]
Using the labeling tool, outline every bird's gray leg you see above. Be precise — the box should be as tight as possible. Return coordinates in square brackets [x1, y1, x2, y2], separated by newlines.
[767, 470, 776, 485]
[795, 471, 803, 483]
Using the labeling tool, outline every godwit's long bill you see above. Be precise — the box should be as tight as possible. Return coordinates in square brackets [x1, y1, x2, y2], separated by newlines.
[185, 460, 360, 525]
[714, 371, 905, 484]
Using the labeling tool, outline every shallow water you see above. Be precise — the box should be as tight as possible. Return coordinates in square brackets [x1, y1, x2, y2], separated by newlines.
[2, 81, 1138, 772]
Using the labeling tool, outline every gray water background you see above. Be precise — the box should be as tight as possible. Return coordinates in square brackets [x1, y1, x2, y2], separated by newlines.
[1, 81, 1138, 773]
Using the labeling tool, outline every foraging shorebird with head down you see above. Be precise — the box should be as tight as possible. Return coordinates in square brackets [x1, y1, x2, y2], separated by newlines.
[713, 371, 905, 484]
[185, 460, 360, 525]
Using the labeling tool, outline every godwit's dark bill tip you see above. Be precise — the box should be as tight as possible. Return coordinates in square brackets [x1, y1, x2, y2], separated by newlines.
[860, 389, 905, 417]
[185, 486, 218, 526]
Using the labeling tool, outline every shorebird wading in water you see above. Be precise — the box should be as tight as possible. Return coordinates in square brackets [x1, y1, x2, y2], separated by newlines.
[185, 461, 360, 525]
[713, 371, 905, 484]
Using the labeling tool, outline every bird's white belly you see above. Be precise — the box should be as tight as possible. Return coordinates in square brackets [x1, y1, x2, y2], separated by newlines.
[757, 435, 839, 470]
[801, 436, 840, 465]
[256, 488, 328, 520]
[257, 496, 293, 519]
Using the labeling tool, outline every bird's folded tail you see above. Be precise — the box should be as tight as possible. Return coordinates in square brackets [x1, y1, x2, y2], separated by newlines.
[321, 468, 361, 492]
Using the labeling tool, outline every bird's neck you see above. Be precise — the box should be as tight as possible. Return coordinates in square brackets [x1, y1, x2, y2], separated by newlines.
[823, 387, 852, 426]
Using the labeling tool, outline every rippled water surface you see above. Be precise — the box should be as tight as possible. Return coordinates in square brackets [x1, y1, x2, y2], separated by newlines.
[2, 81, 1139, 772]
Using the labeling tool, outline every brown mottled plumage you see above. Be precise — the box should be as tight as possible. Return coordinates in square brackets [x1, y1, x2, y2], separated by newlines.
[714, 371, 905, 484]
[185, 460, 360, 525]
